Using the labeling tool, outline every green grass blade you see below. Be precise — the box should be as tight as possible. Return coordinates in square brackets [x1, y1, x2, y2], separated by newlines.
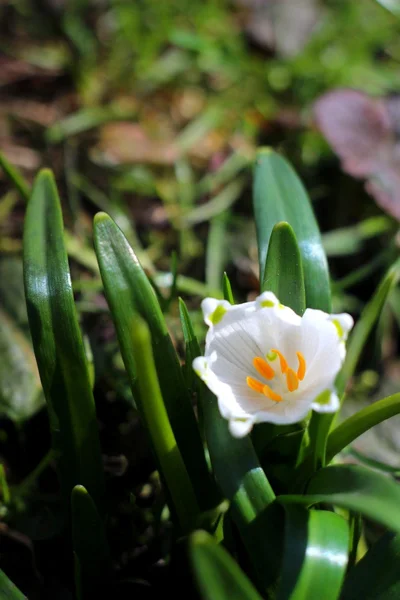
[327, 392, 400, 463]
[189, 531, 263, 600]
[340, 531, 400, 600]
[0, 152, 30, 202]
[255, 221, 306, 462]
[180, 298, 280, 593]
[71, 485, 111, 600]
[0, 570, 26, 599]
[278, 505, 348, 600]
[280, 464, 400, 534]
[23, 170, 105, 513]
[131, 315, 199, 532]
[307, 258, 400, 472]
[179, 298, 201, 394]
[253, 148, 330, 312]
[222, 272, 234, 304]
[336, 259, 400, 397]
[93, 212, 216, 511]
[262, 221, 306, 316]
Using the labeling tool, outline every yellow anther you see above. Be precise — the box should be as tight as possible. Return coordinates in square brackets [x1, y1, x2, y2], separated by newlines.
[296, 351, 306, 381]
[253, 357, 275, 380]
[286, 368, 299, 392]
[246, 376, 265, 394]
[271, 348, 288, 374]
[263, 384, 283, 402]
[246, 376, 282, 402]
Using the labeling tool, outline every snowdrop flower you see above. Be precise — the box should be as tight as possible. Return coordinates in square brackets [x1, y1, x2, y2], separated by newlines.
[193, 292, 353, 438]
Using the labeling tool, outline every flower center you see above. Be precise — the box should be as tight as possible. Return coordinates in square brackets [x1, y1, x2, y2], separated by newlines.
[246, 349, 307, 402]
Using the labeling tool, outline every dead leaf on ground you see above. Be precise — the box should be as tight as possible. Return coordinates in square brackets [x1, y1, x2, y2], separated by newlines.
[94, 123, 180, 166]
[237, 0, 322, 57]
[314, 88, 400, 221]
[0, 99, 60, 127]
[0, 55, 60, 87]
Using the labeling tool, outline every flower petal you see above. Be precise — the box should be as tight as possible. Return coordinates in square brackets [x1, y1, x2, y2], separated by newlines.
[311, 389, 340, 413]
[300, 308, 347, 385]
[328, 313, 354, 342]
[201, 298, 233, 327]
[228, 418, 255, 438]
[194, 293, 351, 435]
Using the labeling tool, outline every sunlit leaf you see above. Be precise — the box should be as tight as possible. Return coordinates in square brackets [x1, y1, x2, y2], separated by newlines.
[23, 170, 105, 513]
[278, 505, 348, 600]
[262, 221, 306, 316]
[280, 464, 400, 533]
[93, 212, 218, 511]
[253, 148, 330, 311]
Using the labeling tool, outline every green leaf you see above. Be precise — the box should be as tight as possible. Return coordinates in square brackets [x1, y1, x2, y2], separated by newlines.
[189, 530, 263, 600]
[23, 170, 105, 513]
[0, 152, 30, 202]
[131, 314, 199, 532]
[262, 221, 306, 316]
[255, 221, 306, 466]
[327, 392, 400, 463]
[181, 299, 280, 593]
[340, 531, 400, 600]
[0, 309, 44, 422]
[278, 505, 348, 600]
[93, 212, 217, 511]
[308, 258, 400, 472]
[253, 148, 330, 312]
[0, 570, 26, 600]
[179, 298, 202, 394]
[280, 464, 400, 534]
[222, 272, 234, 304]
[71, 485, 111, 600]
[336, 259, 400, 398]
[205, 212, 229, 292]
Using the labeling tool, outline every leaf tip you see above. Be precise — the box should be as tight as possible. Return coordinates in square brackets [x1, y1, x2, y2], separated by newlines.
[190, 529, 211, 547]
[93, 212, 111, 227]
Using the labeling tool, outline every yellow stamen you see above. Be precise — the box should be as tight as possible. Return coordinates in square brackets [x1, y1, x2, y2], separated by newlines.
[286, 368, 299, 392]
[263, 384, 283, 402]
[246, 376, 265, 394]
[271, 348, 288, 374]
[253, 357, 275, 380]
[296, 351, 306, 381]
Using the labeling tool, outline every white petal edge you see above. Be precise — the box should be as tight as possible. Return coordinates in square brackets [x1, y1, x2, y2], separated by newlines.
[328, 313, 354, 341]
[228, 418, 255, 438]
[310, 389, 340, 414]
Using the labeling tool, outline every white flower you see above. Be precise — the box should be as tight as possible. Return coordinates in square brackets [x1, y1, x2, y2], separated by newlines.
[193, 292, 353, 438]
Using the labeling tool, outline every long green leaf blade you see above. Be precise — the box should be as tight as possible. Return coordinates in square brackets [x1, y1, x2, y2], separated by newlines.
[308, 259, 400, 472]
[71, 485, 111, 600]
[131, 315, 199, 532]
[253, 148, 330, 311]
[190, 530, 263, 600]
[181, 301, 279, 592]
[23, 170, 105, 512]
[340, 531, 400, 600]
[93, 212, 216, 510]
[280, 464, 400, 533]
[262, 221, 306, 315]
[0, 570, 26, 599]
[278, 505, 348, 600]
[327, 392, 400, 463]
[336, 260, 400, 397]
[0, 152, 30, 202]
